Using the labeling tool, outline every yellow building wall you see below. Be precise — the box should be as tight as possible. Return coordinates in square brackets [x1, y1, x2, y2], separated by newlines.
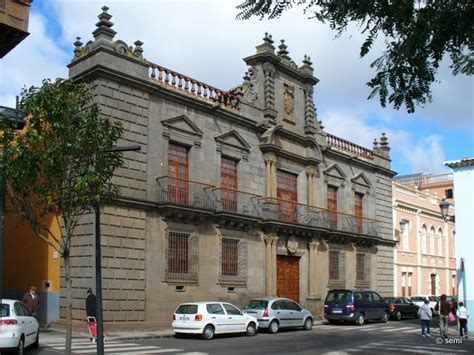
[4, 213, 60, 292]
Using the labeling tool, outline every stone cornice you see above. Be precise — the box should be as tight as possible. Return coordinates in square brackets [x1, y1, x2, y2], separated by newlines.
[325, 149, 397, 178]
[393, 199, 445, 221]
[69, 64, 259, 130]
[259, 144, 321, 165]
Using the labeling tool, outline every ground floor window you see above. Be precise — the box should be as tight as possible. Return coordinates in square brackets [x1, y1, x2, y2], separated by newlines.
[219, 237, 247, 286]
[165, 231, 199, 284]
[328, 246, 345, 286]
[356, 253, 370, 282]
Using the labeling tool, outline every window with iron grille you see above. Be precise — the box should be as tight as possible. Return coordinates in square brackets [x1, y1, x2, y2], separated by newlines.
[328, 249, 345, 283]
[356, 253, 371, 282]
[219, 237, 247, 286]
[165, 231, 199, 284]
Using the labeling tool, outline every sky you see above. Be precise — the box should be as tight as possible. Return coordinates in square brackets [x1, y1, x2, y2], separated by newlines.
[1, 0, 473, 176]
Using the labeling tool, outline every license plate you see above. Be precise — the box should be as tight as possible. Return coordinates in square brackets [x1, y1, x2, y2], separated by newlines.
[179, 316, 190, 321]
[332, 308, 342, 314]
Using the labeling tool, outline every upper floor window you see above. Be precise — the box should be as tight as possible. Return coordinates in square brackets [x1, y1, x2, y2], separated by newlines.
[445, 188, 453, 199]
[400, 220, 409, 251]
[277, 170, 297, 223]
[429, 227, 435, 255]
[354, 193, 363, 234]
[327, 186, 338, 230]
[437, 228, 443, 256]
[421, 225, 427, 254]
[221, 157, 238, 212]
[168, 143, 189, 204]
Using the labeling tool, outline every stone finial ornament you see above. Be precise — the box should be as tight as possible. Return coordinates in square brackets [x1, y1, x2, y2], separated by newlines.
[256, 32, 275, 54]
[73, 37, 83, 58]
[133, 40, 144, 58]
[379, 132, 389, 147]
[92, 5, 117, 41]
[372, 138, 379, 149]
[277, 40, 290, 60]
[303, 55, 313, 67]
[263, 32, 274, 45]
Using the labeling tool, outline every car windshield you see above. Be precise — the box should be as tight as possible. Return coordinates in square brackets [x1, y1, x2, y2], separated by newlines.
[384, 298, 396, 303]
[0, 304, 10, 317]
[326, 291, 351, 302]
[429, 296, 439, 301]
[244, 300, 268, 309]
[175, 304, 198, 314]
[411, 297, 426, 301]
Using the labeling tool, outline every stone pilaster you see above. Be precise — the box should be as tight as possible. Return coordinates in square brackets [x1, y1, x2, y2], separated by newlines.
[264, 153, 277, 198]
[308, 239, 319, 298]
[306, 167, 316, 205]
[263, 233, 278, 296]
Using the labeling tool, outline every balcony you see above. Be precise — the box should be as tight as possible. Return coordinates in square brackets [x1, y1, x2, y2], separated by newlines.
[259, 198, 378, 237]
[155, 176, 379, 238]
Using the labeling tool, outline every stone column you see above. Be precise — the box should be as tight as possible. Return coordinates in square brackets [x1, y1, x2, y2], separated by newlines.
[264, 154, 277, 198]
[264, 233, 278, 296]
[271, 235, 279, 295]
[306, 167, 316, 205]
[308, 239, 319, 298]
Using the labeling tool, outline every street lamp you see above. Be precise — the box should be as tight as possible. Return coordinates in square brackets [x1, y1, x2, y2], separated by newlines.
[94, 144, 140, 355]
[0, 106, 26, 301]
[439, 198, 455, 222]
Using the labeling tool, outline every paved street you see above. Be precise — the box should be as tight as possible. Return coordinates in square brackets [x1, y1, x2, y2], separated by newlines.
[25, 318, 473, 355]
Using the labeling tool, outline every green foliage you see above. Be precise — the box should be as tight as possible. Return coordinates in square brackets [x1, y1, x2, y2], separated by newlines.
[1, 78, 123, 251]
[236, 0, 474, 113]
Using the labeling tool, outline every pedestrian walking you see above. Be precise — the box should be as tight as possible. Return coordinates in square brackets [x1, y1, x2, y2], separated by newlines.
[22, 286, 40, 317]
[418, 299, 432, 337]
[435, 294, 451, 338]
[86, 288, 97, 318]
[456, 301, 469, 338]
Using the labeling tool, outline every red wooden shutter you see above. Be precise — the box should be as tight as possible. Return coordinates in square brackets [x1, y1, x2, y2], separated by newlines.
[276, 170, 297, 222]
[355, 193, 363, 234]
[168, 144, 189, 204]
[222, 238, 239, 276]
[328, 186, 338, 229]
[221, 158, 238, 212]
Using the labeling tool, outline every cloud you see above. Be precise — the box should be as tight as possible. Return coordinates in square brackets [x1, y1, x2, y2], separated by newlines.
[0, 12, 68, 107]
[0, 0, 468, 175]
[397, 135, 447, 174]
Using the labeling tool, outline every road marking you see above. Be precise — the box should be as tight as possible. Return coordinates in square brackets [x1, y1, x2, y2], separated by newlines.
[52, 342, 139, 350]
[381, 326, 414, 332]
[74, 346, 165, 354]
[401, 328, 420, 333]
[129, 350, 184, 354]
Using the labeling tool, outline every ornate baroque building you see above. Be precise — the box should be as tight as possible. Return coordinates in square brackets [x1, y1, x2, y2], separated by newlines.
[393, 173, 456, 297]
[65, 7, 396, 324]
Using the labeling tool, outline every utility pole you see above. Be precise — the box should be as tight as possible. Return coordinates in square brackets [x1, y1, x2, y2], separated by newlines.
[95, 145, 140, 355]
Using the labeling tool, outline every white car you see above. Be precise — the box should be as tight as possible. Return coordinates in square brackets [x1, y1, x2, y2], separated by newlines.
[0, 299, 39, 353]
[410, 296, 439, 315]
[172, 302, 258, 340]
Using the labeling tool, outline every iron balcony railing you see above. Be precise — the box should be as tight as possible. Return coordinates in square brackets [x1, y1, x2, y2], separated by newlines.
[156, 177, 379, 237]
[259, 197, 378, 237]
[156, 176, 215, 211]
[212, 187, 260, 218]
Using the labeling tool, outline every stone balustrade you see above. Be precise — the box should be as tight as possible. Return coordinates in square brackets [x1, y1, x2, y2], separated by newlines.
[326, 133, 374, 160]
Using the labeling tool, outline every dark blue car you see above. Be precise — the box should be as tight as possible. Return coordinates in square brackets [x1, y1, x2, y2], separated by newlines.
[324, 289, 390, 325]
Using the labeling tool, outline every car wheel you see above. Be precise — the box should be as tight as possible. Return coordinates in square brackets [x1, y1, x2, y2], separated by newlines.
[303, 317, 313, 330]
[355, 313, 365, 326]
[32, 330, 39, 349]
[202, 325, 215, 340]
[268, 320, 279, 334]
[246, 322, 257, 336]
[17, 337, 25, 355]
[382, 312, 389, 323]
[395, 311, 402, 321]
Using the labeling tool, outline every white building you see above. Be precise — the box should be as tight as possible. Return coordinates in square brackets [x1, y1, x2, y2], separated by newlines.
[445, 158, 474, 332]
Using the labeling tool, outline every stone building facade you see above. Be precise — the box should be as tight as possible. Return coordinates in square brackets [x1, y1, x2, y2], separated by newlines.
[393, 174, 456, 297]
[64, 7, 396, 324]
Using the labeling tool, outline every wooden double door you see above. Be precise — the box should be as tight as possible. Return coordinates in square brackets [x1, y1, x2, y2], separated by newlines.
[277, 255, 300, 302]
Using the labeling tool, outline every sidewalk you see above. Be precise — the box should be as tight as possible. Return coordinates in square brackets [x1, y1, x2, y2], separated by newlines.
[41, 319, 325, 341]
[41, 320, 175, 341]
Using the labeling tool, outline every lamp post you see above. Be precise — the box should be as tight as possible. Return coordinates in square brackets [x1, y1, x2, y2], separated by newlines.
[439, 199, 455, 222]
[94, 145, 140, 355]
[0, 106, 25, 301]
